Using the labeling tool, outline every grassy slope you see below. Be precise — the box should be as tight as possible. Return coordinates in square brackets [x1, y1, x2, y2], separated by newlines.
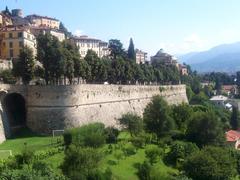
[0, 130, 177, 179]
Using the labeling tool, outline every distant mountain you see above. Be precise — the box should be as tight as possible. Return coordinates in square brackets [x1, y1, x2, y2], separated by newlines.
[178, 42, 240, 73]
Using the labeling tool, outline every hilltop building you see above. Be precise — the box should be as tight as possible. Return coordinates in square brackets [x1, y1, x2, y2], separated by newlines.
[0, 13, 12, 27]
[0, 25, 37, 60]
[25, 14, 60, 29]
[30, 27, 65, 42]
[71, 35, 109, 58]
[135, 49, 147, 64]
[179, 64, 188, 76]
[151, 49, 178, 67]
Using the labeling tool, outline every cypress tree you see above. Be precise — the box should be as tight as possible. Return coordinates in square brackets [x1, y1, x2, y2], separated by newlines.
[230, 106, 239, 130]
[127, 38, 136, 60]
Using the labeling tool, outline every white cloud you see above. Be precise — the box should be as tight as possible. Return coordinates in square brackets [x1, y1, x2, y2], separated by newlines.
[74, 29, 84, 36]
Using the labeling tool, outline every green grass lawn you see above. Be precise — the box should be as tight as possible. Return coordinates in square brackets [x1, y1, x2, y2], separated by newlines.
[0, 128, 61, 158]
[0, 130, 178, 179]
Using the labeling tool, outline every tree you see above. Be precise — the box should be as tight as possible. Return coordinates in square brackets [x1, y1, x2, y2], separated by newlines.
[59, 22, 72, 37]
[183, 146, 237, 180]
[127, 38, 135, 60]
[14, 46, 35, 84]
[230, 106, 239, 130]
[61, 146, 102, 180]
[145, 146, 162, 165]
[186, 111, 225, 147]
[136, 161, 152, 180]
[118, 113, 143, 136]
[108, 39, 125, 59]
[143, 96, 175, 137]
[171, 104, 193, 132]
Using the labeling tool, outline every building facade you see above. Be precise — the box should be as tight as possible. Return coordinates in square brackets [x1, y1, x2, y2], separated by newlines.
[71, 35, 109, 58]
[30, 27, 65, 42]
[135, 49, 147, 64]
[25, 14, 60, 29]
[151, 49, 178, 67]
[179, 64, 188, 75]
[0, 26, 37, 60]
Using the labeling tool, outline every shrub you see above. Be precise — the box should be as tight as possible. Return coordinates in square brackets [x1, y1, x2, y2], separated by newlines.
[183, 146, 237, 180]
[136, 161, 152, 180]
[145, 146, 162, 165]
[105, 127, 119, 144]
[164, 141, 199, 168]
[131, 136, 145, 149]
[61, 145, 102, 179]
[63, 123, 106, 148]
[114, 150, 124, 162]
[122, 143, 136, 156]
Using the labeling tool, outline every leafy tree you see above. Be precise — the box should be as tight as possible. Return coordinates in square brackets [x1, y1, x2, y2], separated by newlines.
[186, 111, 225, 147]
[59, 22, 72, 37]
[118, 113, 143, 136]
[183, 146, 237, 180]
[136, 161, 152, 180]
[171, 104, 193, 132]
[61, 145, 102, 180]
[145, 146, 162, 165]
[164, 141, 199, 167]
[108, 39, 125, 59]
[230, 106, 239, 130]
[127, 38, 135, 60]
[14, 46, 35, 84]
[143, 96, 175, 137]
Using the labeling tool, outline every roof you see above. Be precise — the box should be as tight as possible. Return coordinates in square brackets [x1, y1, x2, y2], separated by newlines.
[226, 130, 240, 142]
[222, 85, 236, 91]
[72, 35, 107, 44]
[26, 14, 59, 21]
[210, 95, 228, 101]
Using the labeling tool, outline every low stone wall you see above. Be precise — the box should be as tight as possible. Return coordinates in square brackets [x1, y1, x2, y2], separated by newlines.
[26, 84, 188, 134]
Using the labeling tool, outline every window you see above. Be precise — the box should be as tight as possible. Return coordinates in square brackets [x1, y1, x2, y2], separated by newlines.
[9, 49, 13, 58]
[19, 41, 23, 47]
[9, 33, 13, 38]
[9, 42, 13, 48]
[27, 34, 30, 39]
[18, 32, 23, 38]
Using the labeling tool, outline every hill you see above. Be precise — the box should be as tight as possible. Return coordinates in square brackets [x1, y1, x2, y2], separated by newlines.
[178, 42, 240, 73]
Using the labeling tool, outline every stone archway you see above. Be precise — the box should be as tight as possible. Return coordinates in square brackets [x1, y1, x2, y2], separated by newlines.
[1, 93, 27, 137]
[3, 93, 26, 134]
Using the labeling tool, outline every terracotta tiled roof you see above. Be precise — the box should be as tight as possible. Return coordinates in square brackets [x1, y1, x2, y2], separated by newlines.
[226, 130, 240, 142]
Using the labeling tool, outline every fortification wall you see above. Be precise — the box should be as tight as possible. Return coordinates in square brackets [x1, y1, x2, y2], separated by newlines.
[26, 84, 188, 134]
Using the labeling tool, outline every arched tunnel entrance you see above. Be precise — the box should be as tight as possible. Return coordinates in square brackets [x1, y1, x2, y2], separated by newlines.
[2, 93, 26, 136]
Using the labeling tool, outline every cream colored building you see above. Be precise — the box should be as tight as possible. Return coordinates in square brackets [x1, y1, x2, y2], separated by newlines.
[30, 27, 65, 42]
[71, 35, 109, 58]
[0, 26, 37, 60]
[136, 49, 147, 64]
[0, 13, 12, 27]
[25, 14, 60, 29]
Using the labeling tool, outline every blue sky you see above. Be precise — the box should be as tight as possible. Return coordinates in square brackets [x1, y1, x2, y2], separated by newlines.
[1, 0, 240, 56]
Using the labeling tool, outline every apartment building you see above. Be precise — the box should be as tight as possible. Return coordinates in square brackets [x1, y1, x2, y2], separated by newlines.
[135, 49, 147, 64]
[0, 13, 12, 27]
[30, 27, 65, 42]
[0, 26, 37, 60]
[71, 35, 109, 58]
[25, 14, 60, 29]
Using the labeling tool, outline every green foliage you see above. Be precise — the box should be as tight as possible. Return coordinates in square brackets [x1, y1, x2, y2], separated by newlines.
[108, 39, 125, 59]
[63, 123, 106, 148]
[136, 160, 152, 180]
[145, 146, 162, 165]
[230, 106, 239, 130]
[0, 69, 16, 84]
[143, 95, 175, 137]
[183, 146, 237, 180]
[118, 113, 143, 136]
[164, 141, 199, 167]
[190, 92, 209, 105]
[122, 143, 136, 156]
[105, 127, 119, 144]
[171, 104, 193, 132]
[61, 145, 102, 180]
[127, 38, 136, 60]
[13, 46, 35, 84]
[186, 111, 225, 147]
